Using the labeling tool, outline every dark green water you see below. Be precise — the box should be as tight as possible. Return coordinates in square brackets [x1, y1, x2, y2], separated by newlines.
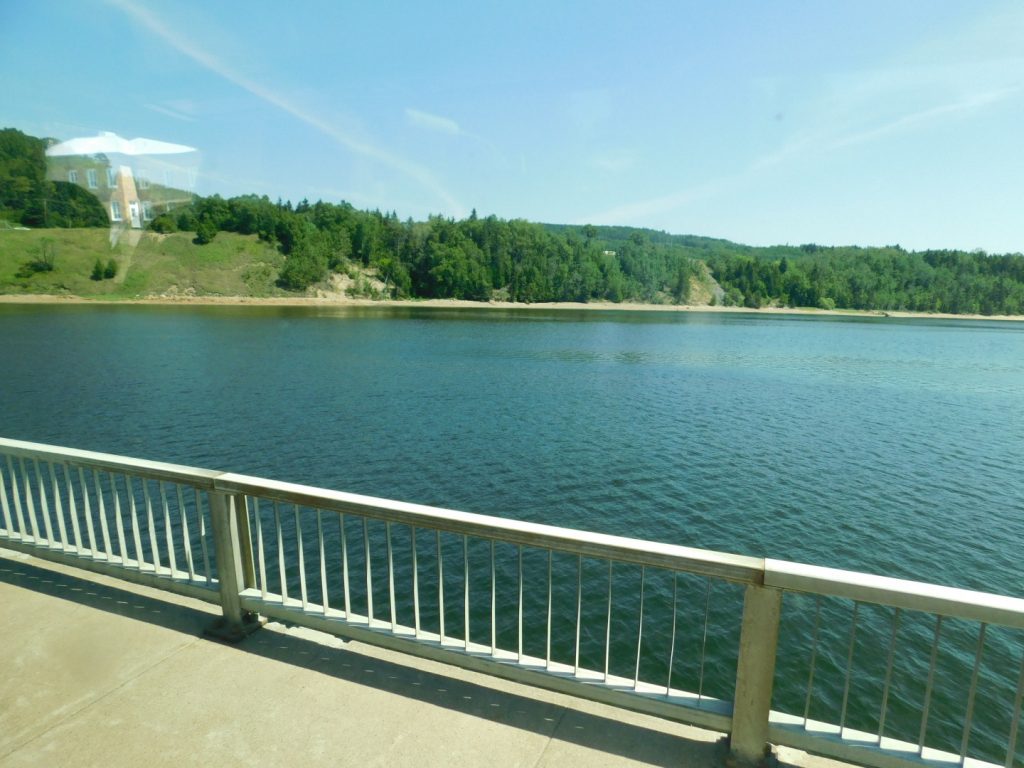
[2, 304, 1022, 759]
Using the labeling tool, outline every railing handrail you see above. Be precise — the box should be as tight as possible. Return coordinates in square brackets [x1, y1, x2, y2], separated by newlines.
[5, 436, 1024, 625]
[215, 472, 764, 583]
[0, 438, 762, 583]
[765, 558, 1024, 629]
[0, 437, 222, 488]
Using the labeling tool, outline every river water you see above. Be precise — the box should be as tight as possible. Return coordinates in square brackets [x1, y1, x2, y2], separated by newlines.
[2, 304, 1022, 757]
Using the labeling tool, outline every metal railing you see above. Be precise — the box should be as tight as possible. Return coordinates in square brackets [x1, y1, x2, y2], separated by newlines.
[766, 562, 1024, 768]
[0, 439, 220, 601]
[0, 437, 1021, 768]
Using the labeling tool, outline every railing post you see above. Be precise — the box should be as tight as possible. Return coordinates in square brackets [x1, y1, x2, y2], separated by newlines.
[206, 489, 260, 641]
[232, 492, 257, 591]
[729, 584, 782, 766]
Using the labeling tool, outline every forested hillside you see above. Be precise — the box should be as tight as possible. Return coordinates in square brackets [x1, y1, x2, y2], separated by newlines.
[3, 126, 1024, 314]
[705, 245, 1024, 315]
[0, 128, 107, 229]
[149, 196, 710, 304]
[544, 224, 1024, 314]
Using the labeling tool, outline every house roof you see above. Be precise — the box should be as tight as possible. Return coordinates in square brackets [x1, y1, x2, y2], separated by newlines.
[46, 131, 197, 157]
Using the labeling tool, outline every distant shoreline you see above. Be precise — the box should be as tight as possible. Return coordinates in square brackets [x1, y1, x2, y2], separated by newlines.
[1, 293, 1023, 322]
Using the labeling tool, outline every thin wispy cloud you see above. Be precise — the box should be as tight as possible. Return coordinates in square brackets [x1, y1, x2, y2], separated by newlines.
[404, 107, 501, 160]
[829, 86, 1019, 150]
[109, 0, 465, 216]
[585, 80, 1012, 225]
[144, 102, 196, 122]
[405, 108, 461, 136]
[756, 66, 1022, 170]
[581, 176, 736, 225]
[590, 6, 1024, 228]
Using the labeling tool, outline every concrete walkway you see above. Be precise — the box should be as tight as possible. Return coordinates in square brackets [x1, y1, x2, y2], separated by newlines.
[0, 548, 843, 768]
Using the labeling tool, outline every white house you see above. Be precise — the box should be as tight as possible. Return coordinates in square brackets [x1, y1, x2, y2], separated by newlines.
[45, 132, 200, 228]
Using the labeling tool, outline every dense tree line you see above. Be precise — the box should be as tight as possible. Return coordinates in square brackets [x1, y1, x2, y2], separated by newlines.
[150, 196, 705, 303]
[4, 126, 1024, 313]
[551, 228, 1024, 315]
[0, 128, 107, 228]
[144, 194, 1024, 314]
[704, 245, 1024, 315]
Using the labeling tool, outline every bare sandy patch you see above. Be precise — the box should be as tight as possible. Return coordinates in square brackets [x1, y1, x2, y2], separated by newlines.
[1, 293, 1021, 322]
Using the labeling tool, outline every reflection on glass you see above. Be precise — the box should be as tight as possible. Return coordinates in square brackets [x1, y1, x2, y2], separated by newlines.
[45, 131, 199, 246]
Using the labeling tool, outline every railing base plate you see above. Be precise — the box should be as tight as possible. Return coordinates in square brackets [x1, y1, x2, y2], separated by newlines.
[204, 612, 264, 643]
[722, 736, 776, 768]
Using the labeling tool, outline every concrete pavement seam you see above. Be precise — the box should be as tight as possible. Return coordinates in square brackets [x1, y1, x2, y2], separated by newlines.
[527, 705, 570, 768]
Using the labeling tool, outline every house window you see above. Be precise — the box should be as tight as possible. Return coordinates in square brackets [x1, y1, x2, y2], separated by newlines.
[68, 170, 78, 183]
[110, 201, 122, 221]
[87, 169, 98, 189]
[142, 201, 153, 220]
[107, 168, 117, 188]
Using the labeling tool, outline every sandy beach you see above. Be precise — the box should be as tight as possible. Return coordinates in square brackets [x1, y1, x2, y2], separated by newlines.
[1, 292, 1022, 322]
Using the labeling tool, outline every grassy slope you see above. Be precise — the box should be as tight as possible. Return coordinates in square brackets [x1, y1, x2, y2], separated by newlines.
[0, 228, 285, 298]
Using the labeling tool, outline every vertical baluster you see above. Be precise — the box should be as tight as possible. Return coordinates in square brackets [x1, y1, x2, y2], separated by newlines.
[489, 540, 496, 655]
[839, 602, 861, 733]
[47, 463, 68, 550]
[633, 566, 646, 691]
[918, 615, 944, 755]
[340, 514, 350, 616]
[20, 459, 40, 541]
[877, 608, 901, 742]
[387, 522, 396, 629]
[141, 480, 159, 568]
[7, 456, 27, 539]
[462, 535, 469, 648]
[254, 497, 266, 599]
[110, 473, 127, 563]
[436, 530, 444, 641]
[274, 501, 287, 601]
[364, 518, 374, 623]
[62, 463, 82, 552]
[78, 467, 97, 553]
[666, 572, 679, 695]
[194, 488, 210, 582]
[545, 549, 552, 668]
[318, 509, 329, 614]
[604, 560, 613, 681]
[177, 485, 195, 580]
[697, 580, 712, 703]
[126, 475, 144, 570]
[159, 482, 176, 575]
[574, 554, 582, 676]
[33, 461, 53, 543]
[92, 470, 113, 560]
[33, 460, 55, 544]
[959, 623, 987, 763]
[1006, 651, 1024, 768]
[517, 544, 523, 663]
[803, 596, 823, 725]
[295, 504, 308, 610]
[0, 456, 12, 535]
[411, 525, 419, 634]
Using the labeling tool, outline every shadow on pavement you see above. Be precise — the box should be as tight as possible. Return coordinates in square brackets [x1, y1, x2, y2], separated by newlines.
[1, 552, 728, 767]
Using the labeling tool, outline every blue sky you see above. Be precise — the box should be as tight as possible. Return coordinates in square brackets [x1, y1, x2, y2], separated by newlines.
[2, 1, 1022, 252]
